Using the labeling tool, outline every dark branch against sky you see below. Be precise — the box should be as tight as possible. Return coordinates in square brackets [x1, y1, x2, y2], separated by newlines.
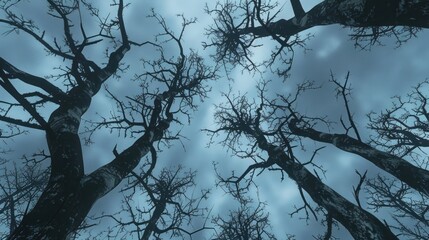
[1, 0, 429, 239]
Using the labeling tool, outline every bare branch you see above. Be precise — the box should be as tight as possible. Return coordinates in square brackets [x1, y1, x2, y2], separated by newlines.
[289, 118, 429, 197]
[0, 57, 66, 101]
[0, 70, 48, 129]
[0, 115, 43, 130]
[330, 71, 361, 141]
[353, 170, 367, 209]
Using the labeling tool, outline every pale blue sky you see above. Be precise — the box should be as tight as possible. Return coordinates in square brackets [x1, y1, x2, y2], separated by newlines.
[1, 1, 428, 239]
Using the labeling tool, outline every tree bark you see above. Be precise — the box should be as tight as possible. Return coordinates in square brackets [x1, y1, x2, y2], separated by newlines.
[249, 129, 398, 239]
[289, 119, 429, 197]
[241, 0, 429, 38]
[272, 151, 398, 240]
[6, 88, 171, 239]
[6, 25, 135, 238]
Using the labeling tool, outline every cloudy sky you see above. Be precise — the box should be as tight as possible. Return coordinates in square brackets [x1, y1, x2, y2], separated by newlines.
[1, 0, 429, 239]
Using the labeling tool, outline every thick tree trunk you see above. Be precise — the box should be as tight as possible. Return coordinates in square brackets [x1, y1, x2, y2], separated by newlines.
[2, 1, 208, 238]
[271, 150, 398, 240]
[250, 131, 397, 239]
[6, 43, 138, 239]
[8, 183, 90, 239]
[8, 83, 94, 239]
[242, 0, 429, 38]
[7, 124, 163, 239]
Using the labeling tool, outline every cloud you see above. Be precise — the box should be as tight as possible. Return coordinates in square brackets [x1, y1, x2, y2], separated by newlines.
[2, 1, 429, 239]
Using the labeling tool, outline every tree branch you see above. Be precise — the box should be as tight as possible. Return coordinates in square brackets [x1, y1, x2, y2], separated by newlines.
[0, 18, 74, 60]
[353, 170, 367, 209]
[0, 57, 66, 101]
[289, 118, 429, 196]
[330, 71, 362, 141]
[290, 0, 305, 19]
[0, 115, 43, 130]
[0, 70, 48, 129]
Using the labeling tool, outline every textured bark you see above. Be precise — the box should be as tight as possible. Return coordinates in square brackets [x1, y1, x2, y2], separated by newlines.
[289, 119, 429, 196]
[4, 9, 203, 236]
[272, 151, 398, 240]
[7, 53, 129, 239]
[7, 88, 171, 239]
[241, 0, 429, 38]
[249, 130, 397, 239]
[5, 8, 136, 235]
[3, 16, 207, 236]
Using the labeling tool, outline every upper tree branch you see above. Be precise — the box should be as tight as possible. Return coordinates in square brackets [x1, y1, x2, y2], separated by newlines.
[0, 115, 44, 130]
[242, 0, 429, 38]
[0, 57, 66, 101]
[117, 0, 129, 46]
[290, 0, 305, 19]
[47, 0, 79, 55]
[93, 0, 129, 85]
[0, 70, 48, 129]
[330, 71, 361, 141]
[210, 91, 398, 240]
[288, 118, 429, 196]
[0, 17, 74, 60]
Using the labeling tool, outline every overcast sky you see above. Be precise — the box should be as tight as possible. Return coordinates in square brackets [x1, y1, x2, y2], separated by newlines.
[1, 1, 429, 239]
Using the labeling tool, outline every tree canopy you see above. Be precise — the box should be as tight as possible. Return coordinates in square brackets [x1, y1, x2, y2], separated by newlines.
[1, 0, 429, 239]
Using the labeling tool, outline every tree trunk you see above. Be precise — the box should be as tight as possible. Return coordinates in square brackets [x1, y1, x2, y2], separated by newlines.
[242, 0, 429, 38]
[272, 150, 398, 240]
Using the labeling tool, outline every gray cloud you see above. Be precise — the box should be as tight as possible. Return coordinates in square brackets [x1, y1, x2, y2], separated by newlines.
[2, 1, 428, 239]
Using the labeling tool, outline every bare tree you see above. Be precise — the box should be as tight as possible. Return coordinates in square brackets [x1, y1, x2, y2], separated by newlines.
[281, 72, 429, 239]
[2, 0, 429, 239]
[288, 118, 429, 196]
[212, 199, 277, 240]
[285, 74, 429, 197]
[366, 176, 429, 240]
[272, 68, 429, 237]
[206, 82, 398, 240]
[362, 81, 429, 240]
[0, 1, 215, 238]
[90, 165, 210, 240]
[0, 156, 48, 236]
[205, 0, 427, 74]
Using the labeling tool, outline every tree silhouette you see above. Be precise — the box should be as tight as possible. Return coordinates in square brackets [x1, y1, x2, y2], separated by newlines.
[204, 1, 429, 238]
[0, 155, 48, 236]
[85, 166, 209, 240]
[0, 1, 215, 238]
[205, 0, 428, 74]
[212, 199, 277, 240]
[1, 0, 429, 239]
[206, 82, 398, 239]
